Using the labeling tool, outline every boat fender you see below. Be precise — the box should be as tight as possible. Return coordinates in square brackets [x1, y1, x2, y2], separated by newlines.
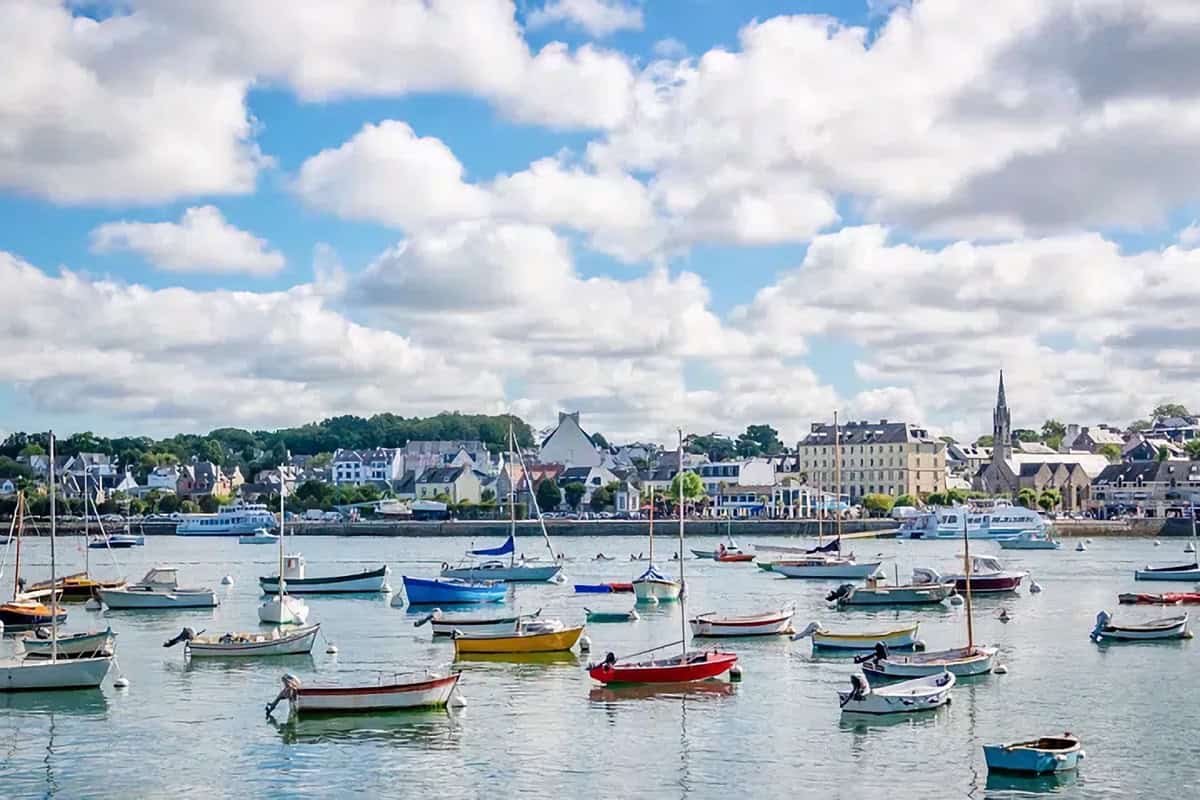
[579, 635, 591, 653]
[113, 676, 130, 689]
[949, 594, 964, 606]
[441, 562, 449, 572]
[729, 663, 743, 682]
[791, 621, 821, 642]
[1030, 581, 1043, 594]
[220, 575, 234, 586]
[994, 664, 1008, 674]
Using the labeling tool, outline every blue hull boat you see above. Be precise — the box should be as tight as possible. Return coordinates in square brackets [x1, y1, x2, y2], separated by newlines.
[984, 734, 1083, 775]
[402, 576, 507, 605]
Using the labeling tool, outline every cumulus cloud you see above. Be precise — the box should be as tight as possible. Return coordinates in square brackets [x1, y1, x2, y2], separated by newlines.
[90, 206, 285, 276]
[527, 0, 644, 37]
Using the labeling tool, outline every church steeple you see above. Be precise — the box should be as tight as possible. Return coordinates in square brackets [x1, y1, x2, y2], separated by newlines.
[992, 369, 1012, 464]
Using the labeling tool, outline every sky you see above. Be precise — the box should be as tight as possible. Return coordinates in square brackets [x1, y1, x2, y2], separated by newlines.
[3, 0, 1200, 446]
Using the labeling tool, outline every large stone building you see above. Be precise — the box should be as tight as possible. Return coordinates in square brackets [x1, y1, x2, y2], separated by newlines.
[1090, 460, 1200, 517]
[797, 418, 946, 501]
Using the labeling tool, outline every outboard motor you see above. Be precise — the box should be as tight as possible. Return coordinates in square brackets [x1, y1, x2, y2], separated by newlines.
[854, 641, 889, 664]
[826, 584, 853, 603]
[849, 674, 870, 700]
[163, 627, 197, 648]
[1090, 610, 1111, 642]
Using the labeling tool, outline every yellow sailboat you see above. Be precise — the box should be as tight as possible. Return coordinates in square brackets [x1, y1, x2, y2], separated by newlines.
[452, 620, 585, 656]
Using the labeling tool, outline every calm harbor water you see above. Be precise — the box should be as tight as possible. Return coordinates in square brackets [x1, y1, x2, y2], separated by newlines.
[1, 534, 1196, 799]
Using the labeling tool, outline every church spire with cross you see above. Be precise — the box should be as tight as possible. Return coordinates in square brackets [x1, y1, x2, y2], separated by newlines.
[992, 369, 1012, 465]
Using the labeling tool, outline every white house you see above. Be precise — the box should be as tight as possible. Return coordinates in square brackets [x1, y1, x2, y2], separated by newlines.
[557, 465, 619, 506]
[147, 464, 181, 492]
[402, 440, 492, 477]
[695, 459, 776, 497]
[539, 412, 602, 468]
[331, 448, 403, 485]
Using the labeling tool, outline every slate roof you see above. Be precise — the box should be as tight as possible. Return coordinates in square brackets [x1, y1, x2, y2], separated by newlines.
[802, 419, 935, 445]
[417, 466, 464, 484]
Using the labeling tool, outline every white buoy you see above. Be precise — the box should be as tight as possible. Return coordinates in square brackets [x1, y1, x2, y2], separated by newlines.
[220, 575, 234, 586]
[1076, 541, 1087, 552]
[950, 594, 964, 606]
[578, 635, 592, 653]
[113, 676, 130, 688]
[1086, 538, 1093, 544]
[326, 644, 338, 655]
[998, 609, 1011, 623]
[449, 691, 467, 708]
[85, 598, 102, 611]
[1154, 540, 1162, 547]
[994, 664, 1008, 675]
[1186, 543, 1196, 554]
[729, 663, 743, 682]
[1030, 581, 1043, 594]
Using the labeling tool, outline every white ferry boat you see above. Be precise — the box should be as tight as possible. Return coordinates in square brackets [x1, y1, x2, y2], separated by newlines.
[175, 503, 279, 536]
[898, 501, 1047, 540]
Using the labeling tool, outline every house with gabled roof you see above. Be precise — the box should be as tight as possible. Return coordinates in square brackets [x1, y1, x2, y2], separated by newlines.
[539, 412, 602, 468]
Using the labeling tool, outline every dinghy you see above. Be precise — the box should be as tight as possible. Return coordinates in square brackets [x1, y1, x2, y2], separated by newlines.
[267, 671, 462, 717]
[838, 671, 954, 715]
[165, 623, 320, 657]
[414, 608, 537, 636]
[1089, 610, 1191, 642]
[401, 576, 507, 605]
[88, 535, 135, 550]
[792, 621, 919, 650]
[689, 606, 795, 637]
[588, 649, 738, 685]
[1137, 514, 1200, 581]
[998, 530, 1061, 550]
[574, 582, 634, 594]
[20, 627, 115, 659]
[827, 580, 955, 607]
[714, 546, 755, 563]
[260, 557, 390, 594]
[860, 643, 997, 677]
[585, 608, 639, 623]
[914, 556, 1026, 594]
[451, 619, 585, 655]
[772, 555, 882, 579]
[984, 734, 1084, 775]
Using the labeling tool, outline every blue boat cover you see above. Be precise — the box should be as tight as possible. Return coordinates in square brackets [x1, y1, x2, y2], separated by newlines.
[634, 565, 674, 582]
[470, 534, 515, 557]
[574, 584, 614, 593]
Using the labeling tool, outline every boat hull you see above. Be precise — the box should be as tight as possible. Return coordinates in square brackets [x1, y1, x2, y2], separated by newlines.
[690, 609, 794, 637]
[810, 625, 920, 651]
[861, 646, 997, 678]
[20, 628, 115, 659]
[774, 561, 883, 579]
[261, 566, 390, 594]
[952, 575, 1024, 594]
[429, 616, 521, 636]
[187, 624, 319, 657]
[984, 737, 1083, 774]
[0, 603, 68, 630]
[1091, 614, 1190, 642]
[239, 534, 279, 544]
[633, 577, 681, 604]
[839, 672, 955, 715]
[440, 564, 561, 583]
[291, 673, 460, 715]
[28, 574, 126, 600]
[402, 576, 506, 605]
[1134, 565, 1200, 581]
[586, 609, 639, 623]
[98, 587, 218, 609]
[574, 583, 634, 594]
[452, 625, 584, 655]
[837, 585, 954, 606]
[0, 655, 112, 691]
[588, 650, 737, 685]
[1119, 592, 1200, 605]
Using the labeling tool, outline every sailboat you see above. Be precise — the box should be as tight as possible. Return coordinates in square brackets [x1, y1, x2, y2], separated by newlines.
[771, 412, 882, 579]
[259, 472, 310, 625]
[860, 504, 997, 678]
[589, 430, 738, 685]
[0, 492, 68, 631]
[29, 470, 126, 599]
[441, 425, 563, 583]
[0, 432, 113, 690]
[632, 471, 682, 604]
[1135, 511, 1200, 581]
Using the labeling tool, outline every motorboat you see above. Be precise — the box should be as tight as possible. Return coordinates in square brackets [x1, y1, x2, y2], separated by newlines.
[914, 556, 1026, 594]
[792, 621, 920, 651]
[984, 734, 1084, 774]
[826, 579, 955, 607]
[585, 608, 639, 623]
[632, 564, 681, 604]
[97, 566, 218, 609]
[587, 649, 738, 685]
[859, 643, 997, 678]
[838, 671, 955, 715]
[175, 501, 278, 535]
[1133, 562, 1200, 581]
[902, 502, 1049, 540]
[998, 530, 1061, 550]
[88, 535, 135, 549]
[267, 671, 462, 717]
[401, 576, 507, 605]
[20, 627, 116, 659]
[414, 608, 538, 637]
[164, 623, 320, 657]
[0, 599, 67, 631]
[451, 619, 585, 655]
[1119, 592, 1200, 605]
[260, 555, 390, 594]
[239, 529, 279, 545]
[772, 555, 882, 579]
[1090, 610, 1191, 642]
[689, 606, 795, 637]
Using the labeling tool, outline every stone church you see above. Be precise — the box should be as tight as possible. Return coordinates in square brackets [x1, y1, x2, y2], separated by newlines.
[973, 371, 1093, 511]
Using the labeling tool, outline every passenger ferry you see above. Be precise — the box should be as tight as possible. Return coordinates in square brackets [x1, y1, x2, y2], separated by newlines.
[898, 501, 1047, 540]
[175, 503, 279, 536]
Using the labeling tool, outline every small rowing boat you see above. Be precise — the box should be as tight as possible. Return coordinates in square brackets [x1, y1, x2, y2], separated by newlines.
[20, 627, 116, 659]
[452, 619, 584, 655]
[165, 623, 320, 657]
[574, 582, 634, 594]
[1119, 592, 1200, 605]
[689, 606, 794, 637]
[1090, 610, 1191, 642]
[588, 648, 738, 685]
[267, 671, 462, 717]
[585, 608, 639, 623]
[860, 643, 997, 678]
[261, 560, 390, 594]
[401, 576, 506, 605]
[838, 671, 954, 715]
[792, 621, 919, 651]
[984, 733, 1084, 775]
[239, 529, 279, 544]
[1133, 562, 1200, 581]
[772, 555, 883, 579]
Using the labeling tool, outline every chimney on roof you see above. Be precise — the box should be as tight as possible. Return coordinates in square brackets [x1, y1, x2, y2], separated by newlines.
[879, 419, 888, 424]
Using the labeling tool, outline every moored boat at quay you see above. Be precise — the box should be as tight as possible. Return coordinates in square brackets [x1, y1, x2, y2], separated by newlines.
[175, 502, 279, 536]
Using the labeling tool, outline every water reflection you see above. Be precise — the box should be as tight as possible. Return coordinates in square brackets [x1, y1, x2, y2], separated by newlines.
[587, 681, 735, 704]
[268, 708, 464, 747]
[454, 651, 580, 667]
[984, 769, 1078, 796]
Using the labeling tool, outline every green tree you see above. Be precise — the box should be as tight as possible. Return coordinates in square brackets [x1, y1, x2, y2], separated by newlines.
[1041, 419, 1066, 450]
[684, 433, 737, 462]
[590, 432, 610, 450]
[1098, 443, 1122, 463]
[1185, 440, 1200, 460]
[481, 488, 496, 503]
[925, 491, 947, 505]
[1128, 419, 1152, 433]
[157, 493, 181, 513]
[974, 435, 995, 447]
[1016, 487, 1038, 508]
[1157, 446, 1171, 462]
[1151, 403, 1191, 420]
[0, 457, 33, 480]
[1037, 488, 1061, 512]
[17, 443, 45, 457]
[198, 495, 220, 513]
[893, 493, 919, 507]
[861, 493, 895, 516]
[1013, 429, 1040, 443]
[563, 482, 587, 510]
[669, 470, 705, 502]
[589, 486, 613, 511]
[535, 479, 562, 511]
[179, 500, 200, 513]
[735, 424, 783, 457]
[945, 488, 969, 505]
[200, 439, 225, 466]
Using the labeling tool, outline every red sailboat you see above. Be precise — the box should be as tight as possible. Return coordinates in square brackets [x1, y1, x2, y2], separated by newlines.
[588, 430, 737, 686]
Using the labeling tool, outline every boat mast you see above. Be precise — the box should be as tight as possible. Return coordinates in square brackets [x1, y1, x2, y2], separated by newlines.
[834, 410, 842, 547]
[648, 482, 655, 565]
[815, 472, 823, 545]
[508, 424, 516, 569]
[49, 431, 59, 662]
[278, 463, 287, 602]
[83, 467, 89, 575]
[963, 505, 974, 650]
[677, 428, 686, 659]
[10, 492, 22, 601]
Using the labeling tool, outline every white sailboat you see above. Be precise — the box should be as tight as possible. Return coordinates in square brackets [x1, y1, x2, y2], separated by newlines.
[632, 463, 682, 604]
[442, 425, 563, 583]
[0, 432, 113, 691]
[259, 472, 309, 625]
